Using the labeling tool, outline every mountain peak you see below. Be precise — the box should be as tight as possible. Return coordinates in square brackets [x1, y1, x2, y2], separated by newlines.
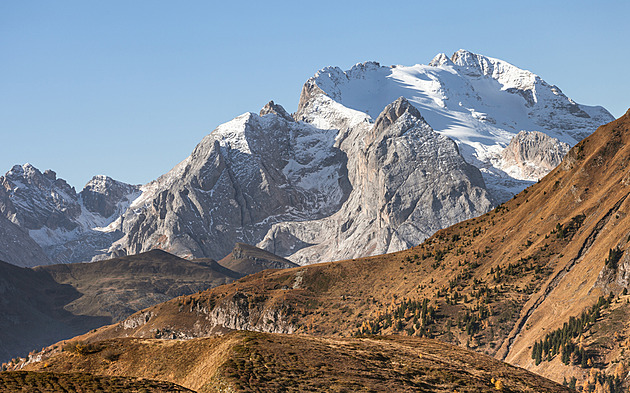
[450, 49, 492, 76]
[450, 49, 481, 65]
[372, 97, 426, 136]
[8, 163, 35, 178]
[42, 169, 57, 181]
[218, 242, 298, 276]
[80, 175, 140, 218]
[429, 52, 454, 67]
[259, 100, 293, 121]
[4, 163, 75, 195]
[349, 61, 381, 70]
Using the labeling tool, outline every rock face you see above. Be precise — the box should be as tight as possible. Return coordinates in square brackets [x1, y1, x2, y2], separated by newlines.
[259, 97, 494, 263]
[0, 215, 51, 267]
[0, 165, 81, 232]
[80, 175, 140, 219]
[500, 131, 571, 180]
[103, 109, 350, 261]
[103, 96, 493, 264]
[0, 164, 139, 264]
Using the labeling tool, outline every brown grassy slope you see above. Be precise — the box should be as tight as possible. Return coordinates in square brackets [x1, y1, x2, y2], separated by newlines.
[22, 331, 572, 393]
[0, 371, 194, 392]
[29, 110, 630, 387]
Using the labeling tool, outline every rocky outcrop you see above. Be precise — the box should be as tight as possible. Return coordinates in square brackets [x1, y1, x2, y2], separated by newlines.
[259, 100, 293, 121]
[0, 164, 80, 232]
[111, 290, 296, 341]
[80, 175, 140, 219]
[595, 247, 629, 292]
[204, 291, 295, 334]
[500, 131, 571, 180]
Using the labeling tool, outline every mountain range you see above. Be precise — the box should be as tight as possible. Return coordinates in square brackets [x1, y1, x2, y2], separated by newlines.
[0, 50, 626, 391]
[0, 50, 614, 267]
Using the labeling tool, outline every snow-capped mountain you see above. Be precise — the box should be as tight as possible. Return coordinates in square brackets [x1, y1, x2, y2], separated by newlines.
[0, 50, 615, 266]
[0, 164, 140, 264]
[296, 50, 612, 200]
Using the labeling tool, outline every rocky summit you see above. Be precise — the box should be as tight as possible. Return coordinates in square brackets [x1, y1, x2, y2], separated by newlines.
[259, 97, 493, 263]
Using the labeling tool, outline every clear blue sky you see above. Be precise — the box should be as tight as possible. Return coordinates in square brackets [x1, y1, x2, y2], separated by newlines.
[1, 1, 628, 189]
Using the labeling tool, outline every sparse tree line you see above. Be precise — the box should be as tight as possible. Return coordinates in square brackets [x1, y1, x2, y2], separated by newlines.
[563, 367, 625, 393]
[531, 294, 613, 367]
[356, 298, 437, 337]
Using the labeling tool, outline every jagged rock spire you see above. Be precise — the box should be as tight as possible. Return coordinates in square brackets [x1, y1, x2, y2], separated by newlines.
[259, 100, 293, 122]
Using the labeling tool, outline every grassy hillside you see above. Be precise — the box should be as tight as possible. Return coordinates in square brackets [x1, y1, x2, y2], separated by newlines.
[0, 371, 194, 392]
[20, 331, 572, 393]
[37, 249, 239, 321]
[0, 259, 109, 363]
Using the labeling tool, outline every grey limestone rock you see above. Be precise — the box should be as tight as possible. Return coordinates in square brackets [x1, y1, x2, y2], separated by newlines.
[259, 97, 494, 263]
[105, 105, 350, 261]
[500, 131, 571, 180]
[0, 215, 52, 267]
[80, 175, 141, 218]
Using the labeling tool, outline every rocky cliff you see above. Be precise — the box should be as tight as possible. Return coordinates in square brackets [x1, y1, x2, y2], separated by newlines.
[500, 131, 571, 180]
[102, 102, 350, 261]
[0, 215, 51, 267]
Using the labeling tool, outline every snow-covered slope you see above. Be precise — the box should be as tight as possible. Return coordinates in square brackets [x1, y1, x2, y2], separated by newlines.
[298, 50, 613, 201]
